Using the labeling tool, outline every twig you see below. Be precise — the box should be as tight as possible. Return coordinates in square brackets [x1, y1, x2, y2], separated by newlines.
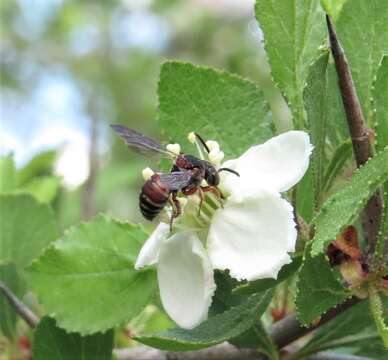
[114, 343, 263, 360]
[326, 14, 384, 256]
[0, 281, 39, 328]
[269, 296, 360, 349]
[306, 352, 370, 360]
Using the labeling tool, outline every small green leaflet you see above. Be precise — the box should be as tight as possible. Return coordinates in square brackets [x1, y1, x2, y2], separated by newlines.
[295, 246, 350, 325]
[255, 0, 325, 128]
[134, 290, 273, 351]
[311, 147, 388, 255]
[158, 61, 274, 159]
[0, 193, 59, 268]
[33, 317, 113, 360]
[26, 215, 157, 335]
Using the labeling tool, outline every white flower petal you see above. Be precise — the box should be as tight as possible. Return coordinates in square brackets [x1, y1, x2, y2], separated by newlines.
[134, 223, 170, 269]
[222, 131, 313, 194]
[157, 231, 216, 329]
[208, 190, 297, 281]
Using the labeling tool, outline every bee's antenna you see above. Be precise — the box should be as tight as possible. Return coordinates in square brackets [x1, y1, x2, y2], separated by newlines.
[218, 168, 240, 177]
[194, 133, 210, 153]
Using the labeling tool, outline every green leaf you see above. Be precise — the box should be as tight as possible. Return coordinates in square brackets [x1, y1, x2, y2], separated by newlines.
[295, 245, 350, 325]
[209, 272, 277, 357]
[233, 255, 302, 296]
[0, 155, 16, 192]
[21, 176, 61, 203]
[0, 263, 26, 339]
[375, 57, 388, 154]
[336, 0, 388, 125]
[255, 0, 325, 128]
[250, 322, 279, 360]
[33, 317, 113, 360]
[17, 150, 57, 186]
[0, 193, 59, 268]
[296, 167, 315, 224]
[304, 53, 329, 206]
[322, 140, 352, 194]
[158, 61, 274, 159]
[134, 290, 273, 351]
[312, 147, 388, 255]
[368, 286, 388, 348]
[297, 300, 385, 358]
[321, 0, 348, 19]
[374, 56, 388, 266]
[325, 62, 350, 148]
[26, 215, 156, 335]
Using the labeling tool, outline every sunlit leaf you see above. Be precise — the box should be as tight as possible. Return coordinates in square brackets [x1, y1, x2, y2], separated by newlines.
[336, 0, 388, 125]
[158, 61, 274, 159]
[26, 215, 156, 335]
[255, 0, 325, 128]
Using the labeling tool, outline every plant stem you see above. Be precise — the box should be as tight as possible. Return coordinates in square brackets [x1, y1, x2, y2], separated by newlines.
[0, 281, 39, 328]
[269, 296, 360, 349]
[325, 14, 384, 256]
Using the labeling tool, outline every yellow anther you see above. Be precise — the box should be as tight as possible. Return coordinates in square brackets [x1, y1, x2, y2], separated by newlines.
[205, 140, 220, 152]
[188, 132, 197, 144]
[166, 143, 181, 156]
[142, 167, 154, 181]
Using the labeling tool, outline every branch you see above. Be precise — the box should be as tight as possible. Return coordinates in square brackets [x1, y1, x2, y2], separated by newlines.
[326, 14, 384, 254]
[0, 280, 39, 328]
[269, 296, 359, 348]
[306, 352, 370, 360]
[114, 343, 263, 360]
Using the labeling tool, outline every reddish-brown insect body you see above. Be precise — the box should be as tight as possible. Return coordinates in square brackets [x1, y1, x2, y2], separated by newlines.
[139, 174, 170, 220]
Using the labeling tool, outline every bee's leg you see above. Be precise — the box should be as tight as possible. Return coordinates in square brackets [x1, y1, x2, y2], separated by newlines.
[182, 187, 204, 215]
[197, 187, 204, 216]
[201, 186, 224, 207]
[168, 192, 181, 231]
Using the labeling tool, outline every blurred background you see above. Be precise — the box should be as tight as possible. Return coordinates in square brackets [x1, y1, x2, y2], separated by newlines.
[1, 0, 290, 353]
[1, 0, 290, 229]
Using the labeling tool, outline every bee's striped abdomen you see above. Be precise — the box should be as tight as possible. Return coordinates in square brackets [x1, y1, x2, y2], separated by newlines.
[139, 175, 170, 220]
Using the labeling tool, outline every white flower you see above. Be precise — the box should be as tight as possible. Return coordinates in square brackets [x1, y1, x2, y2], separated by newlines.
[135, 131, 313, 329]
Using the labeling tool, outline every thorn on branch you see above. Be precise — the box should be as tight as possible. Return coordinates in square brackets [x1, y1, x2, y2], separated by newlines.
[0, 280, 39, 328]
[325, 14, 384, 256]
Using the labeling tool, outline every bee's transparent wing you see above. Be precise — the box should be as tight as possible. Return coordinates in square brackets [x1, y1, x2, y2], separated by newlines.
[111, 124, 173, 156]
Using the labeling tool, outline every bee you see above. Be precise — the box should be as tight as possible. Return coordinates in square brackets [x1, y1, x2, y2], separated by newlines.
[111, 124, 238, 228]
